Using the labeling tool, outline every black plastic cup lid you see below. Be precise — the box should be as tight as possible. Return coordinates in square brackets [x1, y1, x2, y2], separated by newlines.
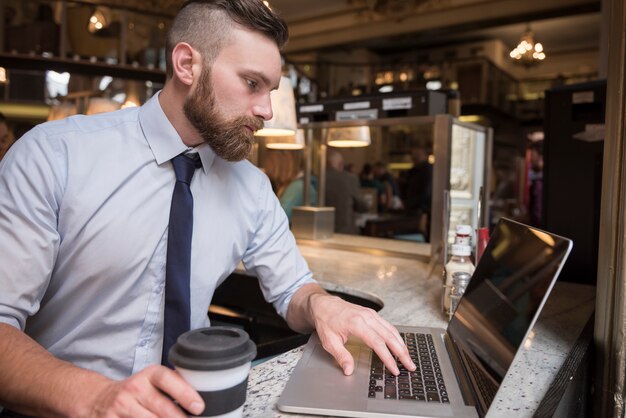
[168, 327, 256, 371]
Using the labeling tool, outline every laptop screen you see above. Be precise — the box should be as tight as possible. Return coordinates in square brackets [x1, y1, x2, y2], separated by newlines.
[447, 218, 572, 407]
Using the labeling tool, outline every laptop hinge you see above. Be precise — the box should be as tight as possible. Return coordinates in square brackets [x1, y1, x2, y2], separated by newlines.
[443, 334, 482, 413]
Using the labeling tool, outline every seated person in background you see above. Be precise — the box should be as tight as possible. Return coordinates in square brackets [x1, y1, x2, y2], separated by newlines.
[263, 149, 317, 221]
[359, 163, 387, 212]
[280, 173, 318, 221]
[403, 148, 433, 235]
[325, 149, 369, 234]
[344, 162, 356, 176]
[373, 161, 403, 211]
[403, 148, 432, 213]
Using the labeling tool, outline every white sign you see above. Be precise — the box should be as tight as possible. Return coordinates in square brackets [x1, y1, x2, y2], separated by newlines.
[572, 91, 595, 104]
[382, 97, 412, 110]
[299, 104, 324, 113]
[343, 101, 371, 110]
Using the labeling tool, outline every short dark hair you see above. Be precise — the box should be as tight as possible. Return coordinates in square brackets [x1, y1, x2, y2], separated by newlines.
[165, 0, 289, 78]
[0, 112, 6, 124]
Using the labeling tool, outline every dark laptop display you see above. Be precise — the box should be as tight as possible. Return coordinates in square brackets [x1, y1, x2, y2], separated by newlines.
[447, 220, 572, 415]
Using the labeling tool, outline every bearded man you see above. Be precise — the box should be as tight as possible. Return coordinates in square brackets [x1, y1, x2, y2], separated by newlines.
[0, 1, 414, 417]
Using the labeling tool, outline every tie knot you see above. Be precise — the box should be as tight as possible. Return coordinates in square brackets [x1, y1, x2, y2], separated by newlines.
[171, 154, 201, 185]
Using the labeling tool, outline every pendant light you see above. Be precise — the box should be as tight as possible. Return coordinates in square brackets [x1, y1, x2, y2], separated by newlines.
[327, 126, 371, 148]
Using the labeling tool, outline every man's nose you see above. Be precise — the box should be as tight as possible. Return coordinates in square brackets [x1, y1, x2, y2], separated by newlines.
[252, 94, 273, 121]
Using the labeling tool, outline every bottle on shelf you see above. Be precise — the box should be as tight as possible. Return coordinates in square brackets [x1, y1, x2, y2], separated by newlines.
[440, 224, 472, 283]
[454, 224, 473, 247]
[449, 271, 472, 320]
[442, 243, 474, 317]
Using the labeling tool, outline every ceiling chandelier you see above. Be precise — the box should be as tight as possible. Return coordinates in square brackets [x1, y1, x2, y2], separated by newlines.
[509, 24, 546, 67]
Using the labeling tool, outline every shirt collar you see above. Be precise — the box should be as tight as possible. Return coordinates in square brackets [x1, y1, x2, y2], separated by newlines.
[138, 91, 215, 175]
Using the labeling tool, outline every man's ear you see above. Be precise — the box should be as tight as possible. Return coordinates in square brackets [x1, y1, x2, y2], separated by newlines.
[171, 43, 200, 86]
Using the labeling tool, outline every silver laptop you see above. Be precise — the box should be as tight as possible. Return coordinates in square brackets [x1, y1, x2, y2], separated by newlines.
[277, 218, 573, 418]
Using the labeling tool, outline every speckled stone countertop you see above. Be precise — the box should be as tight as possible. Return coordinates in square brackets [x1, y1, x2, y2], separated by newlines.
[242, 236, 596, 418]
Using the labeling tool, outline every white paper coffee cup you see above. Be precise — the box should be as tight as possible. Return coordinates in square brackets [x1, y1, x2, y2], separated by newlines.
[169, 327, 257, 418]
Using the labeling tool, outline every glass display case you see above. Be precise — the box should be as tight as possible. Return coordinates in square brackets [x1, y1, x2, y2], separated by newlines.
[446, 122, 490, 243]
[296, 114, 492, 262]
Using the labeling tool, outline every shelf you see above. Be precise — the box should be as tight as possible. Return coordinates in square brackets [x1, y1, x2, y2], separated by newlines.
[0, 52, 166, 83]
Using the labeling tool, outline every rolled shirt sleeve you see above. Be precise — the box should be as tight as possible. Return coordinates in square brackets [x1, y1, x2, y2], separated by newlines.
[0, 126, 64, 330]
[241, 173, 316, 319]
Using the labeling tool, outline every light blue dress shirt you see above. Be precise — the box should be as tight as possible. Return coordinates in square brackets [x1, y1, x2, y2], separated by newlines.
[0, 92, 315, 380]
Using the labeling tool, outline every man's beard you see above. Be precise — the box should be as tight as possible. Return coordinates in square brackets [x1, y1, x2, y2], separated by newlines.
[183, 68, 264, 162]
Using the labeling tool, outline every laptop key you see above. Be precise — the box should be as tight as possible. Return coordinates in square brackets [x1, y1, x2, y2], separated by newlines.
[427, 393, 440, 402]
[368, 391, 376, 398]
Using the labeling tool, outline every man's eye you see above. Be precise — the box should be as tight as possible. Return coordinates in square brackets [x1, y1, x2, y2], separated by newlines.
[246, 79, 258, 89]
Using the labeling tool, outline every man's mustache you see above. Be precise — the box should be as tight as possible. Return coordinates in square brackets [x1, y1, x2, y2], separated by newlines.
[248, 117, 265, 132]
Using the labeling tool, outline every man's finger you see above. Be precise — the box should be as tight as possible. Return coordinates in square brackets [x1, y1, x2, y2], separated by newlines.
[321, 334, 356, 375]
[346, 314, 404, 375]
[134, 378, 189, 418]
[372, 318, 416, 372]
[359, 311, 415, 372]
[388, 339, 416, 373]
[144, 365, 204, 416]
[122, 396, 161, 418]
[358, 331, 400, 375]
[373, 313, 405, 347]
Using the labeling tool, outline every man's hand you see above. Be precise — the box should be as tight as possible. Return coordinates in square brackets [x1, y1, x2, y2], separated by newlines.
[89, 365, 205, 418]
[0, 323, 204, 418]
[286, 283, 416, 376]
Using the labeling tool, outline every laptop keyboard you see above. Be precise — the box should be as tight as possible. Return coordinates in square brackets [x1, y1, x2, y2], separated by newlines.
[462, 349, 498, 405]
[368, 332, 449, 403]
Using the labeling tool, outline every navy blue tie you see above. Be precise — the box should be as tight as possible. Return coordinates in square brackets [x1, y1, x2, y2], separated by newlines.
[162, 153, 202, 367]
